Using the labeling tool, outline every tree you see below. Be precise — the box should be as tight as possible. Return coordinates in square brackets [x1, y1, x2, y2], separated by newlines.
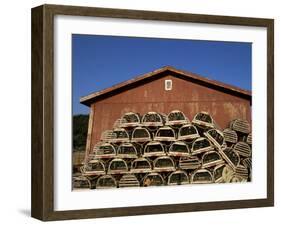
[73, 114, 89, 151]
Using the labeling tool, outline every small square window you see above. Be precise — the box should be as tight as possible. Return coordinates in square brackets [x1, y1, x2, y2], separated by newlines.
[165, 80, 172, 90]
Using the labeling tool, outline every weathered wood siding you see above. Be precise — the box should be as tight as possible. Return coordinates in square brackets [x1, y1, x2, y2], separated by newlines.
[88, 74, 251, 151]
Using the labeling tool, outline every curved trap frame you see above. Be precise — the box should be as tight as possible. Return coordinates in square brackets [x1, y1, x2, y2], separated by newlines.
[191, 137, 213, 155]
[154, 126, 176, 142]
[229, 175, 248, 183]
[204, 129, 225, 150]
[192, 111, 214, 128]
[82, 159, 106, 176]
[119, 174, 140, 188]
[117, 143, 138, 158]
[178, 124, 200, 141]
[96, 175, 117, 189]
[131, 126, 151, 143]
[179, 156, 201, 170]
[111, 128, 130, 143]
[165, 110, 189, 127]
[143, 173, 165, 187]
[242, 157, 252, 170]
[201, 151, 224, 168]
[233, 141, 252, 158]
[213, 164, 226, 183]
[91, 143, 116, 159]
[220, 164, 248, 183]
[100, 129, 130, 143]
[168, 141, 190, 157]
[220, 165, 235, 183]
[119, 112, 141, 128]
[130, 158, 152, 173]
[191, 169, 214, 184]
[223, 128, 238, 144]
[246, 133, 252, 145]
[230, 119, 251, 134]
[143, 141, 165, 157]
[100, 130, 114, 142]
[141, 112, 164, 127]
[168, 170, 189, 185]
[219, 147, 240, 170]
[107, 158, 129, 174]
[73, 176, 91, 189]
[234, 165, 249, 180]
[153, 156, 176, 172]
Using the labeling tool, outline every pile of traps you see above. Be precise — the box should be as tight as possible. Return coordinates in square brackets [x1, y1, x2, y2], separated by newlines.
[73, 110, 252, 189]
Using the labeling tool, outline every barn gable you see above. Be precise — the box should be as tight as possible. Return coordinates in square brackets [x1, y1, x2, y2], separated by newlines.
[79, 66, 251, 150]
[80, 66, 251, 106]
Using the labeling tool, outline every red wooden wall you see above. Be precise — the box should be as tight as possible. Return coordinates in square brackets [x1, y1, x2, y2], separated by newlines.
[87, 74, 251, 152]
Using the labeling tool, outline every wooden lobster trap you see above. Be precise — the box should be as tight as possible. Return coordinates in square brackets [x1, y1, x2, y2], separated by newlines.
[130, 157, 152, 173]
[101, 128, 130, 143]
[213, 164, 226, 183]
[168, 170, 190, 185]
[107, 158, 129, 174]
[141, 112, 164, 128]
[223, 128, 238, 144]
[111, 128, 130, 143]
[154, 126, 176, 142]
[165, 110, 190, 127]
[96, 175, 117, 189]
[192, 111, 214, 128]
[153, 156, 176, 172]
[221, 165, 235, 183]
[177, 124, 200, 141]
[82, 159, 106, 176]
[246, 133, 252, 145]
[191, 137, 213, 155]
[230, 119, 251, 134]
[168, 141, 190, 157]
[234, 165, 249, 181]
[242, 157, 252, 170]
[179, 156, 201, 170]
[191, 169, 214, 184]
[117, 143, 138, 159]
[219, 147, 240, 170]
[233, 141, 252, 158]
[131, 126, 151, 143]
[143, 141, 165, 157]
[229, 175, 248, 183]
[91, 143, 116, 159]
[142, 173, 165, 187]
[100, 130, 114, 142]
[201, 151, 224, 168]
[204, 129, 225, 150]
[73, 176, 91, 189]
[118, 174, 140, 188]
[119, 112, 141, 128]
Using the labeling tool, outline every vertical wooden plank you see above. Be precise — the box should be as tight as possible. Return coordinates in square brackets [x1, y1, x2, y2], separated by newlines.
[43, 5, 55, 220]
[31, 4, 56, 221]
[266, 19, 274, 205]
[31, 5, 44, 220]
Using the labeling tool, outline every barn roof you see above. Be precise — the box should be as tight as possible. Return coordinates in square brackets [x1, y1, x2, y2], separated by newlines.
[80, 66, 251, 106]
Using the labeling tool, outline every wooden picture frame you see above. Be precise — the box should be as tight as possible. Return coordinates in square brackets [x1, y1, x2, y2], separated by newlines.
[31, 4, 274, 221]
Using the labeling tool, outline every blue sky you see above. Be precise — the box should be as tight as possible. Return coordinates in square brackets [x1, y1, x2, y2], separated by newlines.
[72, 34, 252, 115]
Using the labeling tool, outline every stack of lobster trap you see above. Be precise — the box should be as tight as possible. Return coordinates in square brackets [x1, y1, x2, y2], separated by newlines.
[73, 110, 252, 189]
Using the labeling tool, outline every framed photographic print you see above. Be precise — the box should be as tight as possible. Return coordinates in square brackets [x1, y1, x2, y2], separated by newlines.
[31, 4, 274, 221]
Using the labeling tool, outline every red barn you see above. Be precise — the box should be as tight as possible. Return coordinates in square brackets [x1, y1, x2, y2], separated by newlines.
[80, 66, 251, 159]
